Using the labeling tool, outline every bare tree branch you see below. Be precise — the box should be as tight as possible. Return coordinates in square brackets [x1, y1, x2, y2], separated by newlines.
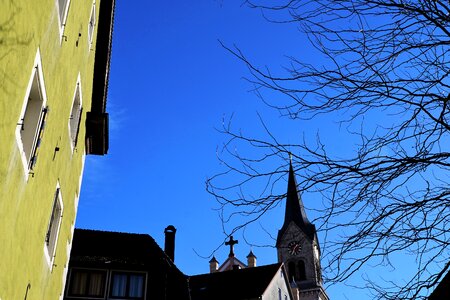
[208, 1, 450, 299]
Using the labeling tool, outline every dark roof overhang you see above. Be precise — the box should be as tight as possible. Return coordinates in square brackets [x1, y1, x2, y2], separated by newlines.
[86, 0, 115, 155]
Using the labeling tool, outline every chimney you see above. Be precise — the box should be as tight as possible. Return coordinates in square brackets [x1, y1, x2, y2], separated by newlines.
[209, 256, 219, 273]
[164, 225, 176, 262]
[247, 250, 256, 267]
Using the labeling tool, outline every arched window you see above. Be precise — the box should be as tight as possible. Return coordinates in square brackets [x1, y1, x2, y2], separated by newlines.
[298, 260, 306, 280]
[288, 261, 297, 281]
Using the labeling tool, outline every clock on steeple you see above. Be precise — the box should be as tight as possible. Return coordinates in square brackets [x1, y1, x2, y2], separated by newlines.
[276, 159, 329, 300]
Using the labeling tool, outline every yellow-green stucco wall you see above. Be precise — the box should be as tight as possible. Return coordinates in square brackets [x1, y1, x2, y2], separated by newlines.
[0, 0, 103, 298]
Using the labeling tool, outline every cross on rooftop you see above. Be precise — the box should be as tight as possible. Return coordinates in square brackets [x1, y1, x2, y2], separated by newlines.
[225, 235, 238, 257]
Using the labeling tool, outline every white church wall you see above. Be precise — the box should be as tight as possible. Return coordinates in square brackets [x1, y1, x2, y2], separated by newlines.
[262, 267, 292, 300]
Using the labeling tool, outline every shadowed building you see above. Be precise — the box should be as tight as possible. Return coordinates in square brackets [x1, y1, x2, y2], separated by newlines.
[63, 228, 190, 300]
[63, 228, 294, 300]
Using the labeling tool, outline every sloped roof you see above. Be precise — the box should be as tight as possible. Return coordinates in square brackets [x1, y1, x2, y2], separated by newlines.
[71, 228, 173, 266]
[429, 269, 450, 300]
[189, 263, 283, 300]
[277, 162, 317, 245]
[217, 255, 247, 272]
[69, 229, 190, 300]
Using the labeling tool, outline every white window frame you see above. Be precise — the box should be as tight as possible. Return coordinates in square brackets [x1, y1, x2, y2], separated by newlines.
[68, 74, 83, 152]
[44, 182, 64, 269]
[15, 49, 48, 180]
[57, 0, 72, 41]
[88, 1, 96, 48]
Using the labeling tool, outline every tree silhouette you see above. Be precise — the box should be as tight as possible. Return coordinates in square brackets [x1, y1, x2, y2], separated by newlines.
[207, 1, 450, 299]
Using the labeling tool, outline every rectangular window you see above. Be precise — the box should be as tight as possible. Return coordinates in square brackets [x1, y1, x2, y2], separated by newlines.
[68, 268, 107, 298]
[69, 80, 82, 149]
[45, 185, 63, 265]
[16, 50, 48, 175]
[110, 272, 145, 299]
[88, 2, 96, 46]
[58, 0, 70, 26]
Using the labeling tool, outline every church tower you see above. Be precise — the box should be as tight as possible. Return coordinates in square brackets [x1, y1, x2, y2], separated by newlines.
[276, 162, 329, 300]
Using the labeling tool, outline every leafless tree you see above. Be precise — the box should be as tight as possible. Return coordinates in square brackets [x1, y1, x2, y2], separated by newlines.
[207, 1, 450, 299]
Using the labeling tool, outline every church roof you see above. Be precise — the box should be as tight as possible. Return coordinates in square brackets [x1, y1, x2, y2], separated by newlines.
[217, 255, 247, 272]
[276, 162, 317, 245]
[189, 263, 286, 300]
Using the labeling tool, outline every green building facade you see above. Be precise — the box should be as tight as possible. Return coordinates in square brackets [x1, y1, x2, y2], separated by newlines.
[0, 0, 114, 298]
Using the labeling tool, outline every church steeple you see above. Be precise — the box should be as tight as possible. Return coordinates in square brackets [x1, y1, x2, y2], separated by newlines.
[276, 161, 316, 246]
[275, 160, 329, 300]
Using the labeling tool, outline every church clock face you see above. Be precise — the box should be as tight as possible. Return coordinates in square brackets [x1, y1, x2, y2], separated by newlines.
[288, 240, 302, 255]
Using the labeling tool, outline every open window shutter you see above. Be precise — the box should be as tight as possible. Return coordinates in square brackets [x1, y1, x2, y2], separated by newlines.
[29, 106, 48, 170]
[73, 107, 83, 147]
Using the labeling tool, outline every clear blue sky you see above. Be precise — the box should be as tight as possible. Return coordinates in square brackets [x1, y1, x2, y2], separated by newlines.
[76, 1, 418, 299]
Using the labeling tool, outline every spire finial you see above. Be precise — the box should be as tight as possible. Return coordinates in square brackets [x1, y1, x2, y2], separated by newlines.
[289, 152, 293, 164]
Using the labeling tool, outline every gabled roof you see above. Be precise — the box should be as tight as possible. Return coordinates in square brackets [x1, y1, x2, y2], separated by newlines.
[189, 263, 286, 300]
[276, 162, 317, 245]
[217, 255, 247, 272]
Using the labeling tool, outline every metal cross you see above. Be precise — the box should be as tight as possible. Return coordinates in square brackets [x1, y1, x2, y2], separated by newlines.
[225, 235, 238, 257]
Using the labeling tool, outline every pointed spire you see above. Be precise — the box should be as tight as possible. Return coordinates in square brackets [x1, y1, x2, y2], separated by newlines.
[246, 250, 256, 259]
[276, 160, 316, 245]
[209, 256, 219, 273]
[285, 160, 310, 228]
[247, 250, 257, 267]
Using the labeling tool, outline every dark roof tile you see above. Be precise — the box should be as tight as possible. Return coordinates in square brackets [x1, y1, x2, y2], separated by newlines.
[189, 263, 283, 300]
